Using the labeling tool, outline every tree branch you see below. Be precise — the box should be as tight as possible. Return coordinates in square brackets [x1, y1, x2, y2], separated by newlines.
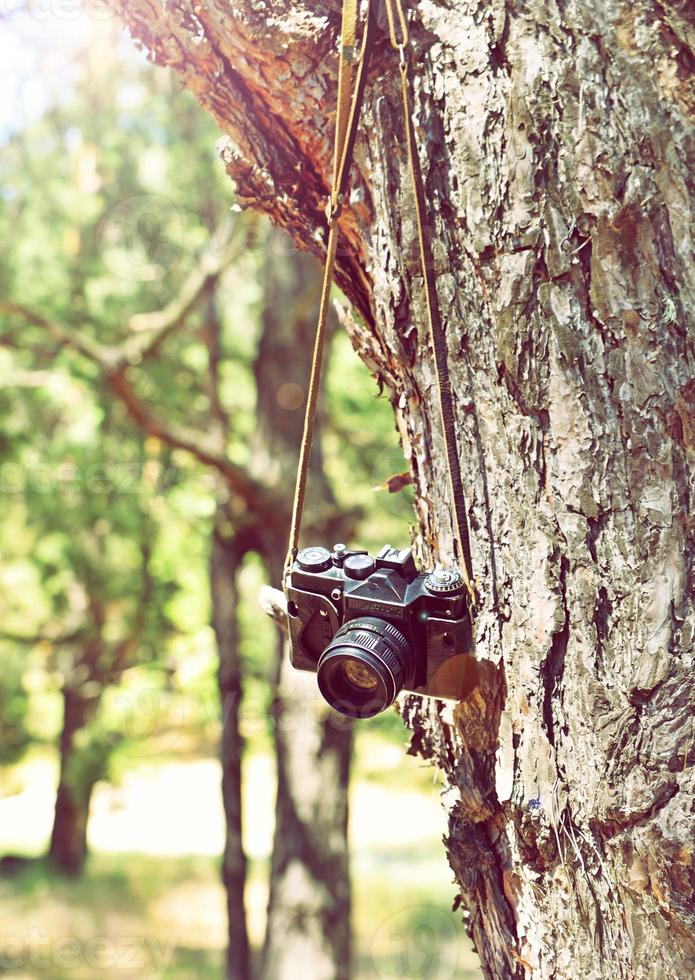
[0, 218, 285, 518]
[106, 367, 274, 510]
[0, 627, 86, 647]
[258, 585, 289, 635]
[0, 217, 244, 370]
[0, 298, 118, 366]
[4, 368, 64, 389]
[120, 214, 245, 366]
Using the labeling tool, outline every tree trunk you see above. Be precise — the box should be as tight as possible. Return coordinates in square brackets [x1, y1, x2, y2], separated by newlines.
[263, 614, 352, 980]
[211, 513, 253, 980]
[108, 2, 694, 977]
[208, 230, 354, 978]
[49, 684, 100, 876]
[253, 229, 353, 980]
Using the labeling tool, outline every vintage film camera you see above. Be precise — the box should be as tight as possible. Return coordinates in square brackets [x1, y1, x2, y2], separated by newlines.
[285, 543, 472, 718]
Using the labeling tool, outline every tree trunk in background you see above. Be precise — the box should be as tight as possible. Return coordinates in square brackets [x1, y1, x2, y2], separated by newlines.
[109, 2, 694, 977]
[208, 233, 353, 978]
[49, 684, 100, 876]
[263, 609, 352, 980]
[253, 230, 353, 980]
[211, 513, 252, 980]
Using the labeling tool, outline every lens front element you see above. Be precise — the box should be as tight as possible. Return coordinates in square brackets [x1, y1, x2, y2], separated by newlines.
[317, 617, 414, 718]
[342, 659, 379, 691]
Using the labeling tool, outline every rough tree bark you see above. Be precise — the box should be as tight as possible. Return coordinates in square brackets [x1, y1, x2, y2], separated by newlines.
[108, 2, 694, 977]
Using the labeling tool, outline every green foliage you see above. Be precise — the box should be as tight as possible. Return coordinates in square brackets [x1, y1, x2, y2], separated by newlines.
[62, 723, 115, 806]
[0, 645, 31, 764]
[0, 12, 416, 786]
[0, 19, 232, 761]
[0, 23, 457, 976]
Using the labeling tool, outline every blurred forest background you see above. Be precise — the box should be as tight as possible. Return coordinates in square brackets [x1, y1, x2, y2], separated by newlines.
[0, 10, 480, 980]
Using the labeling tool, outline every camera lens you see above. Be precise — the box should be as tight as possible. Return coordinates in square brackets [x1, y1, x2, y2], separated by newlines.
[342, 660, 379, 691]
[317, 617, 414, 718]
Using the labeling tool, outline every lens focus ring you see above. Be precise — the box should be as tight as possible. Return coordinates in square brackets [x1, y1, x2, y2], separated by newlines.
[316, 617, 414, 719]
[333, 620, 410, 679]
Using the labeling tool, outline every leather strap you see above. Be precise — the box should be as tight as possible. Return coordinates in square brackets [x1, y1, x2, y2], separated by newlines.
[332, 0, 358, 195]
[384, 0, 475, 601]
[285, 0, 376, 573]
[287, 0, 476, 607]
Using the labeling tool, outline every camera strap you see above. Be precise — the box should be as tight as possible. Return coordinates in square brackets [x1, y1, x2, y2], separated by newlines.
[284, 0, 377, 572]
[286, 0, 476, 607]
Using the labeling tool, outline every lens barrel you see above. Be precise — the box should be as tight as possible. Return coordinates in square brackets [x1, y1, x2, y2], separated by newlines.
[317, 617, 414, 718]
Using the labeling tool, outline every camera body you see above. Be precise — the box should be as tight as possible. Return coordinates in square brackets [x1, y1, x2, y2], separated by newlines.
[285, 543, 472, 718]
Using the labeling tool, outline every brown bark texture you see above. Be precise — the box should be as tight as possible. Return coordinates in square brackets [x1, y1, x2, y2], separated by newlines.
[107, 1, 694, 977]
[49, 684, 101, 875]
